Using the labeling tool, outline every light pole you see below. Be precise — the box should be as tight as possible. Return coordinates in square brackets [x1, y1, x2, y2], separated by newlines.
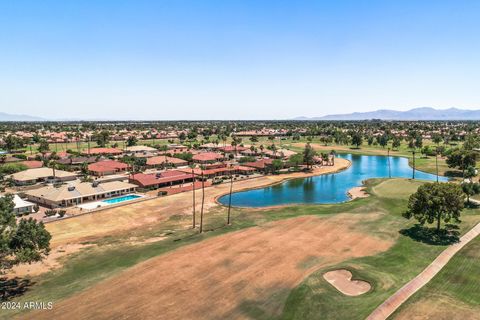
[387, 147, 391, 178]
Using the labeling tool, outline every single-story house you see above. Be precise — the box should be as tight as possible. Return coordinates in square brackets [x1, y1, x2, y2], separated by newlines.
[57, 156, 97, 167]
[25, 181, 138, 208]
[146, 156, 188, 168]
[129, 170, 194, 189]
[20, 160, 43, 169]
[192, 152, 225, 164]
[125, 145, 158, 154]
[82, 147, 123, 156]
[88, 160, 129, 176]
[0, 194, 35, 215]
[217, 146, 248, 154]
[179, 165, 255, 178]
[242, 159, 275, 172]
[9, 168, 78, 185]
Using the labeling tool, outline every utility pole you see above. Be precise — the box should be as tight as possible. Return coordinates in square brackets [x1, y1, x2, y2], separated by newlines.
[387, 147, 391, 178]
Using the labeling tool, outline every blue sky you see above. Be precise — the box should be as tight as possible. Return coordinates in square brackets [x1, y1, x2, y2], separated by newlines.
[1, 0, 479, 120]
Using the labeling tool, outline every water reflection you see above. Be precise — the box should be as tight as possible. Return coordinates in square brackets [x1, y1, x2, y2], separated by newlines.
[219, 154, 448, 207]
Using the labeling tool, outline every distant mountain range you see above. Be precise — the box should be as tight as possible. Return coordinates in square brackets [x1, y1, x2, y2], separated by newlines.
[295, 107, 480, 121]
[2, 107, 480, 122]
[0, 112, 45, 121]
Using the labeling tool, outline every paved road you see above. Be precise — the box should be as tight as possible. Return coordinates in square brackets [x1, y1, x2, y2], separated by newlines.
[366, 221, 480, 320]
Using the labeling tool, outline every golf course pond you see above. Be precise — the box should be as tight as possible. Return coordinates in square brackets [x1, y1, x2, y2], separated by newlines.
[218, 154, 448, 207]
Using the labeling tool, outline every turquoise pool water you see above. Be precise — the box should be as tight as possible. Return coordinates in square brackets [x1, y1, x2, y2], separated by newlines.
[102, 194, 141, 204]
[218, 154, 448, 207]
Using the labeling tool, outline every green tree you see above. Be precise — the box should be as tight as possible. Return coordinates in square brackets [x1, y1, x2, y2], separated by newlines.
[351, 132, 363, 148]
[415, 136, 423, 149]
[446, 149, 477, 177]
[404, 183, 464, 232]
[127, 136, 138, 147]
[287, 154, 304, 168]
[392, 136, 401, 150]
[271, 159, 284, 174]
[0, 195, 51, 275]
[462, 182, 480, 204]
[303, 143, 316, 169]
[38, 139, 50, 153]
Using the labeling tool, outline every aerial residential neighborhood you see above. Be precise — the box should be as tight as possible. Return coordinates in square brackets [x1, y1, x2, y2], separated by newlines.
[2, 1, 480, 320]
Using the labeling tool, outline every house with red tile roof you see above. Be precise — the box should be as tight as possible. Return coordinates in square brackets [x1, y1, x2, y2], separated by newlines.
[242, 159, 275, 172]
[146, 156, 188, 168]
[217, 146, 248, 153]
[82, 147, 123, 156]
[20, 160, 43, 169]
[88, 160, 129, 176]
[129, 170, 194, 189]
[179, 164, 255, 178]
[192, 152, 225, 164]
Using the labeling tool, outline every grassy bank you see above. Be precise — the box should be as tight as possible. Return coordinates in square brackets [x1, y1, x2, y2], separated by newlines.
[3, 178, 479, 319]
[280, 179, 480, 320]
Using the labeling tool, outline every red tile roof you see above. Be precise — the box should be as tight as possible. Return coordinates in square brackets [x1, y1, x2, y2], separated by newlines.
[130, 170, 192, 187]
[20, 160, 43, 169]
[192, 152, 224, 162]
[242, 159, 274, 169]
[88, 160, 128, 173]
[82, 148, 123, 155]
[217, 146, 248, 152]
[146, 156, 188, 166]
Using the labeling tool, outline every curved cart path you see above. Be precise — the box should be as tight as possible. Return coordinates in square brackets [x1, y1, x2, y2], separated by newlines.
[367, 222, 480, 320]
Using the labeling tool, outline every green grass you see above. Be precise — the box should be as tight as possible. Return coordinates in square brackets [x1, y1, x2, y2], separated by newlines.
[3, 178, 479, 319]
[279, 179, 480, 320]
[390, 235, 480, 319]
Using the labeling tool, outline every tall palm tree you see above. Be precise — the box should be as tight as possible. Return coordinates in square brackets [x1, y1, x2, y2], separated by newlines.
[227, 171, 233, 225]
[199, 172, 205, 233]
[191, 167, 196, 228]
[412, 150, 416, 179]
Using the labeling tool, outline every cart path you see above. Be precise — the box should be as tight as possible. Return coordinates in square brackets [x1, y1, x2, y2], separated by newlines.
[367, 221, 480, 320]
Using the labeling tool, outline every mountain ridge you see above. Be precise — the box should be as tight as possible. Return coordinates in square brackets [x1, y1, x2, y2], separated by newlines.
[295, 107, 480, 120]
[0, 112, 46, 121]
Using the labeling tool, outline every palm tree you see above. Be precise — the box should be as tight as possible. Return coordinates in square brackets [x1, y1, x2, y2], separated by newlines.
[49, 160, 57, 180]
[227, 171, 233, 225]
[199, 172, 205, 233]
[191, 167, 196, 228]
[412, 150, 416, 179]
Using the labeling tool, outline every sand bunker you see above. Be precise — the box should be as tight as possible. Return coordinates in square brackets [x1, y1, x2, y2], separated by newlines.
[348, 187, 369, 199]
[323, 269, 371, 296]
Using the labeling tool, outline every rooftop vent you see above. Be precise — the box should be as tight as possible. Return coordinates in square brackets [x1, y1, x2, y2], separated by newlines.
[92, 181, 100, 187]
[68, 186, 75, 191]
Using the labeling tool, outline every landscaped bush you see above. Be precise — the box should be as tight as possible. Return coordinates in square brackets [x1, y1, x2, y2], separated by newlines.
[58, 210, 66, 217]
[44, 209, 57, 217]
[0, 163, 28, 175]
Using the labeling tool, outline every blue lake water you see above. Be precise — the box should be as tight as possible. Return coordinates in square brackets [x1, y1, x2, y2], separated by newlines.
[218, 154, 448, 207]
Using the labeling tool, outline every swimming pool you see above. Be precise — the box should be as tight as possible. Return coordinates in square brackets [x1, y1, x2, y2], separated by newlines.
[102, 194, 142, 204]
[218, 154, 448, 207]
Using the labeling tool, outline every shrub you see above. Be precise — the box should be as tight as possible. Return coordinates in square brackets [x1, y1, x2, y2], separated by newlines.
[45, 209, 57, 217]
